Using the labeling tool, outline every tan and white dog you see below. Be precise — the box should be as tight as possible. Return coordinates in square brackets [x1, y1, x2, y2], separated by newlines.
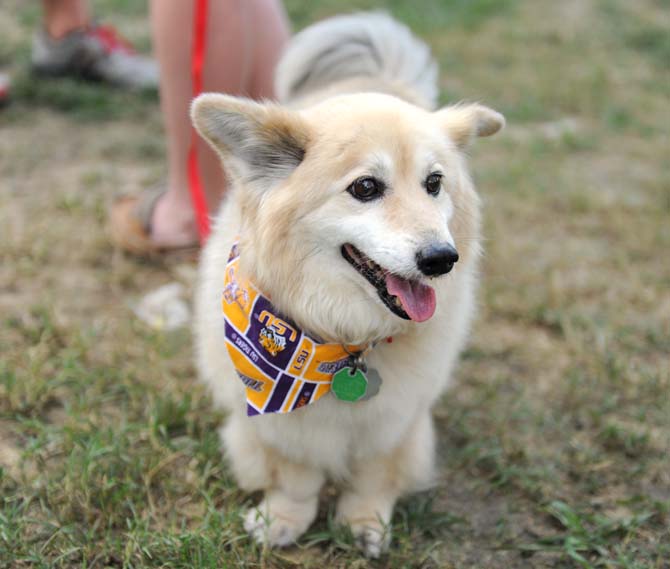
[192, 13, 503, 557]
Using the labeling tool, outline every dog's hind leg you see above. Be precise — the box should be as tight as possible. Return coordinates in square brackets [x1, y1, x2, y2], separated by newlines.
[336, 411, 436, 558]
[223, 414, 324, 547]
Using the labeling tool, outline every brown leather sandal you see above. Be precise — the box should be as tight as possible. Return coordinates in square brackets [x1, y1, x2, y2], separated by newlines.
[109, 187, 199, 260]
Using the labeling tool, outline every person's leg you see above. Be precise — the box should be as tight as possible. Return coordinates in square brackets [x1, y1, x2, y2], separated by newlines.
[248, 0, 291, 99]
[42, 0, 90, 39]
[148, 0, 289, 248]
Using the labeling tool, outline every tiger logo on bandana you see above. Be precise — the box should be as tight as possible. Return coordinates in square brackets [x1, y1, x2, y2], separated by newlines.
[259, 327, 286, 356]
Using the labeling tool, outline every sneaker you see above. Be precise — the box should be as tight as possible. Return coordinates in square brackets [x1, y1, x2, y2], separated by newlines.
[32, 24, 158, 90]
[0, 72, 10, 106]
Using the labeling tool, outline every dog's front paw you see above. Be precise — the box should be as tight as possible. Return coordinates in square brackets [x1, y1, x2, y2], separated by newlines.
[243, 507, 303, 547]
[346, 518, 391, 559]
[243, 495, 317, 548]
[336, 492, 394, 558]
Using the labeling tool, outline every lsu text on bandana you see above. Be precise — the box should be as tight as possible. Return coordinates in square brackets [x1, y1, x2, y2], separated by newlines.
[222, 243, 363, 416]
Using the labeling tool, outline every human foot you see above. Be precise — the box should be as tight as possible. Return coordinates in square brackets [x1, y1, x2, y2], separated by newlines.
[32, 24, 158, 90]
[109, 187, 198, 257]
[149, 191, 199, 249]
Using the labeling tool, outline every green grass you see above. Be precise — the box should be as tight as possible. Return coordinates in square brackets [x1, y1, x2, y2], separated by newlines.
[284, 0, 517, 32]
[1, 0, 669, 567]
[512, 500, 667, 568]
[10, 70, 158, 122]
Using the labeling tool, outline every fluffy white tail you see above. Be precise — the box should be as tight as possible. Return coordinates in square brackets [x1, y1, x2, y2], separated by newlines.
[275, 12, 438, 108]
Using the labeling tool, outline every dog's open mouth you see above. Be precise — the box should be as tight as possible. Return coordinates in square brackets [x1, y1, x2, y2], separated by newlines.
[341, 244, 436, 322]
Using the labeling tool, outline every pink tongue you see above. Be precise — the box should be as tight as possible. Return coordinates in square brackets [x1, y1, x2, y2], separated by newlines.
[385, 274, 436, 322]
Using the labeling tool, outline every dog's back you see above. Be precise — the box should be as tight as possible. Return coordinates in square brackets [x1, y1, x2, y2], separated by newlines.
[275, 13, 438, 109]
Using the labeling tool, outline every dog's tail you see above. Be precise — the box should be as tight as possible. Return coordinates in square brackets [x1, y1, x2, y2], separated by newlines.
[275, 12, 438, 109]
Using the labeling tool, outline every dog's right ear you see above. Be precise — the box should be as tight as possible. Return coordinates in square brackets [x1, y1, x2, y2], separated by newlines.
[191, 93, 310, 183]
[436, 103, 505, 149]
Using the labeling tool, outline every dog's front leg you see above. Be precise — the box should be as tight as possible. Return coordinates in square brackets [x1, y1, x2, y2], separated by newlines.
[336, 411, 435, 558]
[242, 451, 325, 548]
[222, 414, 325, 547]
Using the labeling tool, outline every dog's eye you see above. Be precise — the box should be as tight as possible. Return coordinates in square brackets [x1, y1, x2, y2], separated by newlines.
[347, 177, 385, 201]
[425, 173, 442, 196]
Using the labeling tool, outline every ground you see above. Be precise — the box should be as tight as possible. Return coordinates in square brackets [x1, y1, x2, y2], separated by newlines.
[1, 0, 669, 567]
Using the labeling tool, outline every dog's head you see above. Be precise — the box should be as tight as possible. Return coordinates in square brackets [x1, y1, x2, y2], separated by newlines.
[192, 93, 503, 343]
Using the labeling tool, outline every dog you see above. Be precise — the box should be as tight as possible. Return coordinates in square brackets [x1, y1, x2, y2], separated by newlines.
[191, 12, 504, 557]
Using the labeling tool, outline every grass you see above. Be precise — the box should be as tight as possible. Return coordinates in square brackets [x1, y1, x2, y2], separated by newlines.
[512, 500, 663, 568]
[1, 0, 669, 567]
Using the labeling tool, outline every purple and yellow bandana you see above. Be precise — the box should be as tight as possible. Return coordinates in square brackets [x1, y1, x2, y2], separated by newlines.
[222, 243, 363, 416]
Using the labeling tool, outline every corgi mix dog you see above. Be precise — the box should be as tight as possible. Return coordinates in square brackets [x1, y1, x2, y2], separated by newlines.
[192, 13, 504, 557]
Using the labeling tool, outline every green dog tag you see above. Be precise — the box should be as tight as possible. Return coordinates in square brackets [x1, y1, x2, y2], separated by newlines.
[331, 366, 368, 402]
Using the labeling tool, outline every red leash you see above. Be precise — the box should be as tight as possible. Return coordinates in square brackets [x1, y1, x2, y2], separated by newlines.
[188, 0, 211, 242]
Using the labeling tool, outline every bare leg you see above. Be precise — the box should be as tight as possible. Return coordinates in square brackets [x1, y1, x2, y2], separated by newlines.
[42, 0, 90, 38]
[248, 0, 291, 98]
[149, 0, 289, 247]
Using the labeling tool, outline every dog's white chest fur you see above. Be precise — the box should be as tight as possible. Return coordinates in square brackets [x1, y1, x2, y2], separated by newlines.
[250, 346, 447, 476]
[196, 207, 477, 475]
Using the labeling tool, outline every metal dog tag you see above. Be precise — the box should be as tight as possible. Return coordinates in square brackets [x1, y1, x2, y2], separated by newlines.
[359, 367, 383, 401]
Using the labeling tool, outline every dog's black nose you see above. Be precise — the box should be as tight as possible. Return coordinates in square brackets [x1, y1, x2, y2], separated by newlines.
[416, 243, 459, 276]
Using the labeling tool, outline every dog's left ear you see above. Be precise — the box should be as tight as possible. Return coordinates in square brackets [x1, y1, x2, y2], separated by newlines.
[191, 93, 310, 182]
[436, 103, 505, 149]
